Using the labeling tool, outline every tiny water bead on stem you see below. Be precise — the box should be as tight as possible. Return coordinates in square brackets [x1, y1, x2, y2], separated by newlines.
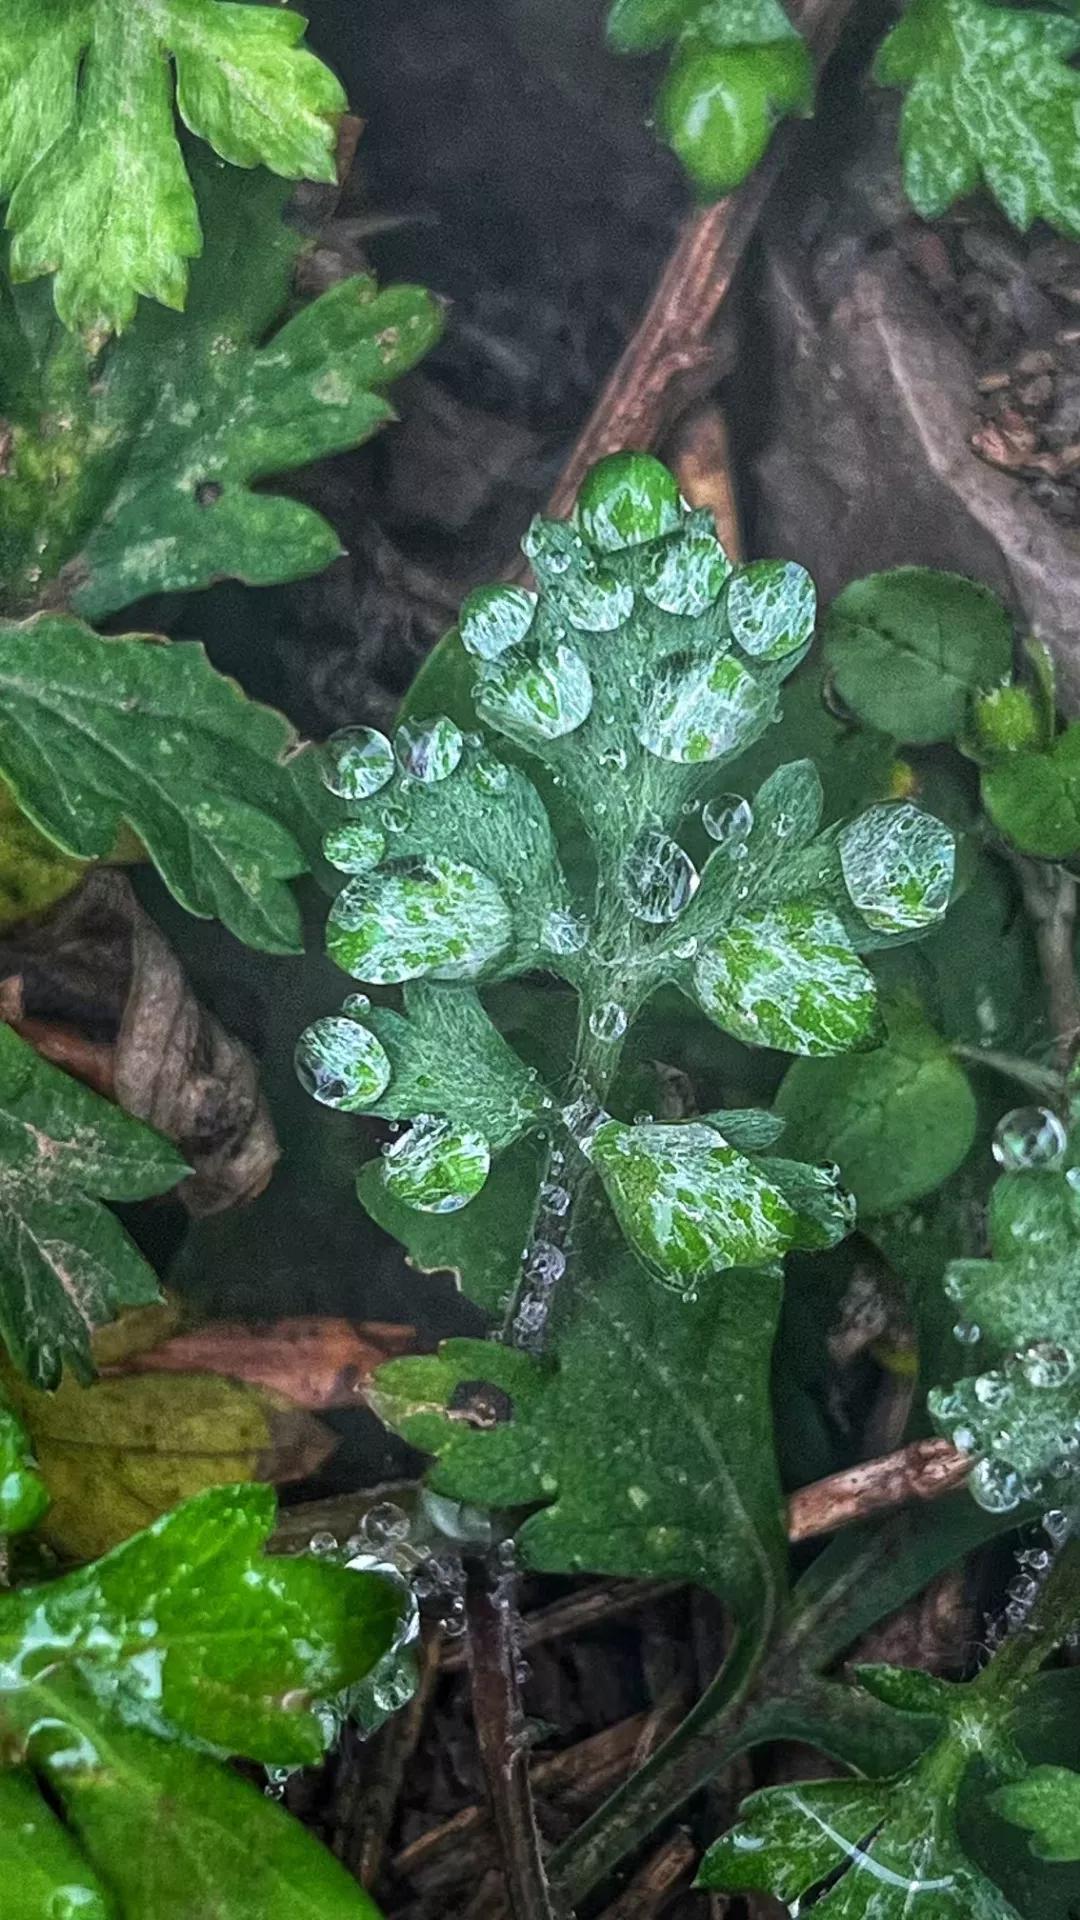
[296, 451, 956, 1332]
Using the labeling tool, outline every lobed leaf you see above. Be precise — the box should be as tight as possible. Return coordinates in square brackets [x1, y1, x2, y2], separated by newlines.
[875, 0, 1080, 238]
[0, 615, 317, 952]
[0, 1483, 401, 1918]
[0, 0, 346, 337]
[0, 154, 442, 620]
[0, 1023, 186, 1388]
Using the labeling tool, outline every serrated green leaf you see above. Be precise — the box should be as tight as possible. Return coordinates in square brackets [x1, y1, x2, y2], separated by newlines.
[824, 568, 1014, 745]
[0, 0, 347, 337]
[991, 1768, 1080, 1863]
[982, 726, 1080, 859]
[608, 0, 813, 196]
[775, 996, 978, 1214]
[372, 1198, 786, 1621]
[875, 0, 1080, 237]
[0, 153, 442, 619]
[0, 1484, 399, 1918]
[928, 1124, 1080, 1511]
[0, 1023, 186, 1387]
[0, 615, 315, 951]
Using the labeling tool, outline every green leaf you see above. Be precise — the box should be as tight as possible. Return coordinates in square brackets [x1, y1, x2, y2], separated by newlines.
[587, 1116, 851, 1288]
[928, 1122, 1080, 1513]
[0, 1023, 186, 1388]
[304, 454, 954, 1301]
[875, 0, 1080, 237]
[0, 0, 347, 336]
[608, 0, 814, 197]
[693, 905, 880, 1056]
[372, 1199, 787, 1623]
[992, 1768, 1080, 1863]
[0, 1768, 113, 1919]
[1, 154, 442, 619]
[359, 1136, 547, 1317]
[0, 615, 317, 951]
[0, 1386, 49, 1536]
[0, 1484, 401, 1918]
[775, 996, 978, 1215]
[982, 725, 1080, 859]
[824, 568, 1014, 745]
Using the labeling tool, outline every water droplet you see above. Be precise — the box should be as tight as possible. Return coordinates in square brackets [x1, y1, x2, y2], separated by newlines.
[589, 1002, 628, 1042]
[459, 584, 537, 658]
[473, 755, 510, 794]
[322, 726, 395, 799]
[323, 820, 386, 873]
[575, 453, 682, 551]
[394, 715, 464, 782]
[1044, 1508, 1072, 1545]
[992, 1106, 1069, 1173]
[642, 531, 730, 615]
[543, 908, 588, 955]
[702, 793, 753, 846]
[1020, 1341, 1076, 1389]
[295, 1017, 391, 1110]
[974, 1373, 1011, 1410]
[622, 828, 699, 924]
[382, 1116, 491, 1213]
[360, 1501, 411, 1548]
[725, 559, 816, 659]
[541, 1182, 571, 1216]
[476, 643, 593, 744]
[952, 1425, 977, 1453]
[308, 1531, 339, 1557]
[521, 517, 582, 581]
[636, 650, 772, 764]
[524, 1241, 566, 1285]
[672, 935, 698, 959]
[328, 856, 513, 984]
[970, 1458, 1022, 1514]
[953, 1320, 981, 1345]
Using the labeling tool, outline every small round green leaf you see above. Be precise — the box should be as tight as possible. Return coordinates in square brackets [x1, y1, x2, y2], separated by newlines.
[824, 568, 1014, 745]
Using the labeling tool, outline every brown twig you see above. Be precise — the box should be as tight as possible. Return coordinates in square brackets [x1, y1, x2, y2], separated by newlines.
[333, 1632, 442, 1889]
[786, 1437, 970, 1543]
[0, 976, 116, 1099]
[539, 0, 859, 526]
[440, 1579, 682, 1674]
[599, 1828, 697, 1920]
[466, 1557, 563, 1920]
[1010, 857, 1080, 1074]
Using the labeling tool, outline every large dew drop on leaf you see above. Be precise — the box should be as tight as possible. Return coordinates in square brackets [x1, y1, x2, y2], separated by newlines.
[574, 452, 683, 551]
[840, 803, 955, 933]
[636, 649, 775, 764]
[726, 559, 816, 660]
[621, 828, 700, 923]
[588, 1118, 798, 1289]
[475, 644, 593, 744]
[458, 585, 538, 659]
[294, 1016, 392, 1112]
[641, 530, 731, 616]
[321, 727, 396, 801]
[381, 1117, 491, 1214]
[327, 857, 514, 984]
[693, 906, 879, 1056]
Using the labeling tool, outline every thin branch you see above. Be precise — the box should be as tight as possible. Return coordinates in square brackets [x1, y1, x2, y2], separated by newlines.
[538, 0, 860, 528]
[466, 1556, 563, 1920]
[1010, 857, 1080, 1075]
[599, 1828, 697, 1920]
[786, 1437, 970, 1543]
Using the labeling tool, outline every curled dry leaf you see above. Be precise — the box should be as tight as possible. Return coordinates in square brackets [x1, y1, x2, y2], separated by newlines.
[111, 1316, 419, 1410]
[0, 869, 278, 1214]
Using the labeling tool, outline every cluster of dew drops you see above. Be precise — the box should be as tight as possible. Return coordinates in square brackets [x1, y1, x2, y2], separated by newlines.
[293, 714, 507, 1216]
[939, 1102, 1080, 1520]
[266, 1494, 498, 1799]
